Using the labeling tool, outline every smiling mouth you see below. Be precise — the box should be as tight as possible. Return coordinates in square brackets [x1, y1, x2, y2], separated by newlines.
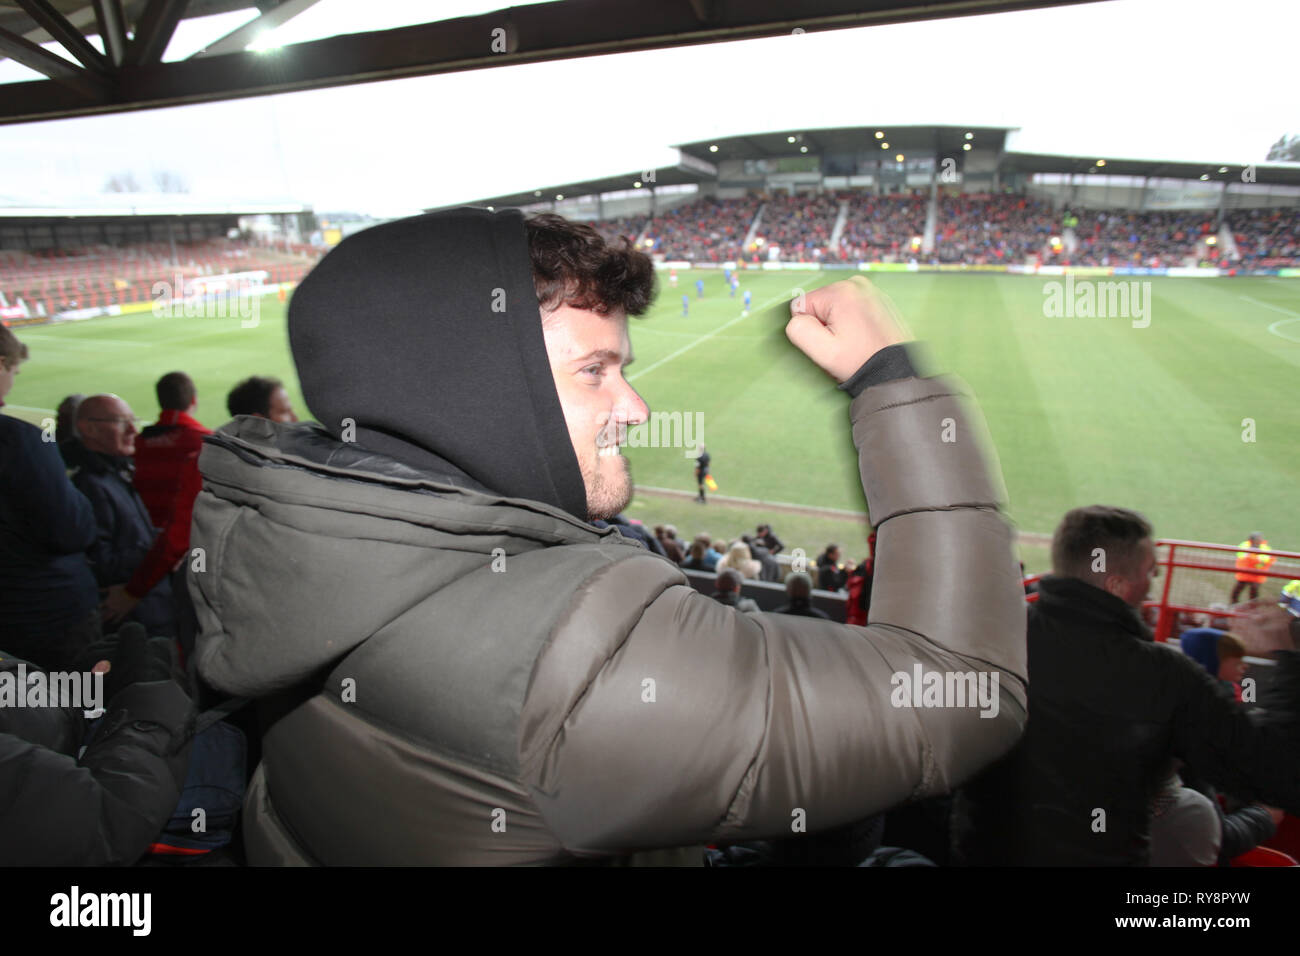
[597, 442, 622, 458]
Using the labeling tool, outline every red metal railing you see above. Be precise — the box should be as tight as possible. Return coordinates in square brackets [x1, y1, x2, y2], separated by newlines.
[1022, 539, 1300, 644]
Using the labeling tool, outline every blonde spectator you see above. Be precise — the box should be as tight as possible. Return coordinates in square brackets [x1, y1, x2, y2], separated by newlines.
[716, 540, 761, 580]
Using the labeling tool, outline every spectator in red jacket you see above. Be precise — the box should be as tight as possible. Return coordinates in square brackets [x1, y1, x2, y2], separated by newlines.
[106, 372, 211, 656]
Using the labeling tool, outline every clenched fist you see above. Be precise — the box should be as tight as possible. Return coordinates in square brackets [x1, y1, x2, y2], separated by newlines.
[785, 276, 910, 383]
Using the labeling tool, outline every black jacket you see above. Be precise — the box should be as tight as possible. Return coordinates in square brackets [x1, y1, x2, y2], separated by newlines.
[0, 415, 98, 629]
[1179, 765, 1279, 865]
[776, 597, 830, 619]
[64, 439, 174, 637]
[953, 575, 1300, 866]
[0, 653, 192, 865]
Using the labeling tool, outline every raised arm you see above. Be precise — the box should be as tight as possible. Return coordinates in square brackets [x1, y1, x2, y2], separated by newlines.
[520, 278, 1027, 854]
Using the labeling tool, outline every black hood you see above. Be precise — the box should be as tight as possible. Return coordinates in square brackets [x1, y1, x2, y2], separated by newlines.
[288, 207, 588, 520]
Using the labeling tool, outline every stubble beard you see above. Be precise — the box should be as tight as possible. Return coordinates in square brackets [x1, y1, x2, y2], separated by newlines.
[584, 454, 633, 522]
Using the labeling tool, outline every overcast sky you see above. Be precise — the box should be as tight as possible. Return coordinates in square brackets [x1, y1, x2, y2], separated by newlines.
[1, 0, 1296, 216]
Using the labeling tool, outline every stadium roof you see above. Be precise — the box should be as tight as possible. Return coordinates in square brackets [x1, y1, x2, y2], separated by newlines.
[451, 124, 1300, 211]
[1000, 151, 1300, 188]
[430, 150, 718, 212]
[448, 126, 1019, 210]
[676, 125, 1015, 163]
[0, 0, 1107, 125]
[0, 192, 308, 218]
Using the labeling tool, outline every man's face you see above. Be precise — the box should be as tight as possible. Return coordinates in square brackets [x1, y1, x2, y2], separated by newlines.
[267, 387, 298, 423]
[81, 397, 137, 457]
[1110, 537, 1158, 608]
[542, 303, 648, 521]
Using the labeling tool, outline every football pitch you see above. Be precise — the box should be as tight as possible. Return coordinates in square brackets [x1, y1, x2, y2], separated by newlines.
[5, 270, 1299, 566]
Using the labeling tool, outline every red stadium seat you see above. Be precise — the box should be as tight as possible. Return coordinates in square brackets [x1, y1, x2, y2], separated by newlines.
[1229, 846, 1298, 867]
[1262, 812, 1300, 861]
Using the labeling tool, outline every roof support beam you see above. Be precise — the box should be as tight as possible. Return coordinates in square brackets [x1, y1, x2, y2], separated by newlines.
[122, 0, 188, 66]
[15, 0, 106, 71]
[0, 24, 102, 96]
[0, 0, 1108, 126]
[92, 0, 128, 68]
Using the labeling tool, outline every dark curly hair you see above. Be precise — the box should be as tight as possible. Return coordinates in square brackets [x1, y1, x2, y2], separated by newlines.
[525, 213, 657, 318]
[227, 375, 283, 418]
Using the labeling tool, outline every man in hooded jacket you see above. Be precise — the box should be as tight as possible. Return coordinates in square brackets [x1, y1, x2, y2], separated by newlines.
[190, 209, 1027, 865]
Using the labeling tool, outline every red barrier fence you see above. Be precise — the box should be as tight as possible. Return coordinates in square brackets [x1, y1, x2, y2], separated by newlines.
[1023, 539, 1300, 644]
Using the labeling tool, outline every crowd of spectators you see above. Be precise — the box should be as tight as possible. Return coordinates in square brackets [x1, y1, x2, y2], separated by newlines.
[589, 215, 648, 248]
[930, 194, 1059, 264]
[638, 197, 762, 261]
[834, 194, 929, 262]
[1051, 209, 1216, 268]
[645, 522, 874, 623]
[1230, 207, 1300, 268]
[590, 191, 1300, 268]
[0, 323, 297, 865]
[752, 191, 842, 261]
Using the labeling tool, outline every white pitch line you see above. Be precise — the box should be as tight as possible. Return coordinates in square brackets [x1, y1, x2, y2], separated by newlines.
[1266, 319, 1300, 344]
[629, 291, 791, 383]
[1239, 295, 1300, 344]
[15, 332, 149, 348]
[3, 403, 56, 414]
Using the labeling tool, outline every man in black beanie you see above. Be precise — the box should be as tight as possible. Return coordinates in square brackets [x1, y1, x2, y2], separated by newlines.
[190, 208, 1027, 864]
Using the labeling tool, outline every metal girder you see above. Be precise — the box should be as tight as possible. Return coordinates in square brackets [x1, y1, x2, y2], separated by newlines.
[0, 23, 102, 95]
[193, 0, 321, 58]
[16, 3, 98, 45]
[92, 0, 127, 67]
[0, 0, 1107, 126]
[122, 0, 188, 66]
[15, 0, 105, 69]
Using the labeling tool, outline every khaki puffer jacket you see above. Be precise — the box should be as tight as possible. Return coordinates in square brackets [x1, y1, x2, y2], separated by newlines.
[191, 374, 1027, 864]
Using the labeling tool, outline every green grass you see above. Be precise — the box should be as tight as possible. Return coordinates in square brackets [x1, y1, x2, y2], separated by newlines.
[5, 272, 1299, 573]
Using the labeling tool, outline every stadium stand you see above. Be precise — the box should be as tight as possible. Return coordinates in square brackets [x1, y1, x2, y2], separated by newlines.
[642, 196, 762, 261]
[0, 239, 322, 319]
[583, 192, 1300, 269]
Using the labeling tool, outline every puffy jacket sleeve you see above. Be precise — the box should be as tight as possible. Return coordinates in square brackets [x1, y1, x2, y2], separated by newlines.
[0, 680, 193, 866]
[519, 374, 1028, 854]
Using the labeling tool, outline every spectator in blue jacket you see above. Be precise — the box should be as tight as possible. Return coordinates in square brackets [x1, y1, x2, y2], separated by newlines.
[0, 327, 100, 671]
[1177, 627, 1282, 863]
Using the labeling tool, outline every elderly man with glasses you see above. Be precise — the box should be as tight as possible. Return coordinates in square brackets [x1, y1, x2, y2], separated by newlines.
[66, 394, 175, 639]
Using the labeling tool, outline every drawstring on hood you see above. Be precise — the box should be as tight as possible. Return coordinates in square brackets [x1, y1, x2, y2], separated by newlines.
[288, 207, 589, 520]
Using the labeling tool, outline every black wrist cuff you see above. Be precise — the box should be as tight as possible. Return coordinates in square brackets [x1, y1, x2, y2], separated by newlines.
[838, 343, 920, 399]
